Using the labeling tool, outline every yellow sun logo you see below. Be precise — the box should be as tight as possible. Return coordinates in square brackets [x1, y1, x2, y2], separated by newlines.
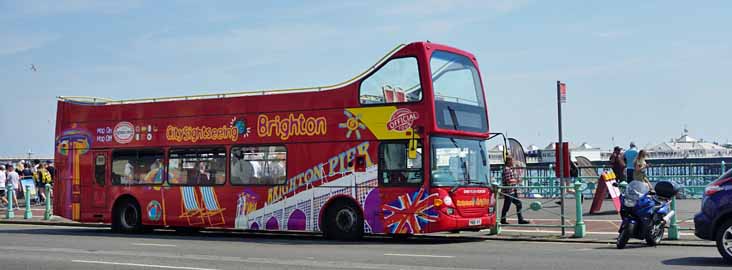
[338, 110, 366, 139]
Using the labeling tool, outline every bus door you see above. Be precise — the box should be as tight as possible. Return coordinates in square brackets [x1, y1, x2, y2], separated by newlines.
[377, 140, 425, 234]
[88, 151, 108, 210]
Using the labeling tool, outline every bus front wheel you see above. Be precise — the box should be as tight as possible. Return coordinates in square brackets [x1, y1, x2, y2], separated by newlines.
[324, 201, 363, 241]
[112, 199, 143, 233]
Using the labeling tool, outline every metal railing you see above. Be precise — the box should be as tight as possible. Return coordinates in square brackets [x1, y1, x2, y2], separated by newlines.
[487, 162, 726, 239]
[4, 183, 53, 220]
[490, 162, 725, 199]
[491, 178, 586, 238]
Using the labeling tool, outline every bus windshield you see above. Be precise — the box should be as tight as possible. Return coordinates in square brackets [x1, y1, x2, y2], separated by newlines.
[431, 51, 488, 133]
[431, 136, 489, 187]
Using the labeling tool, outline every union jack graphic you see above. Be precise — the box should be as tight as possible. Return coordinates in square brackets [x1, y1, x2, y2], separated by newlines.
[382, 188, 439, 234]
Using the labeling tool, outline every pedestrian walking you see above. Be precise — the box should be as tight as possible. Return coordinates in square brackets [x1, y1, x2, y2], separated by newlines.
[500, 156, 530, 225]
[47, 161, 56, 180]
[21, 162, 32, 178]
[15, 162, 23, 175]
[609, 146, 627, 182]
[633, 150, 652, 189]
[32, 159, 40, 174]
[6, 164, 20, 209]
[36, 163, 52, 203]
[0, 165, 8, 206]
[624, 142, 639, 181]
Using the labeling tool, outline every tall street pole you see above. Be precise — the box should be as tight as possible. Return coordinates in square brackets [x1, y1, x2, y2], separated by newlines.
[557, 80, 565, 236]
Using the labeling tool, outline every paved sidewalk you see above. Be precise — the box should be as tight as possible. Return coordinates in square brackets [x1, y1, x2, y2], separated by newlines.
[1, 199, 709, 246]
[0, 205, 87, 225]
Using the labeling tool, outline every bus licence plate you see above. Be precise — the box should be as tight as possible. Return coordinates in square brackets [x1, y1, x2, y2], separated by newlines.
[469, 218, 482, 226]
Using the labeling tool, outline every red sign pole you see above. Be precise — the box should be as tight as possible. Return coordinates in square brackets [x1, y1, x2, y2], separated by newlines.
[556, 81, 567, 236]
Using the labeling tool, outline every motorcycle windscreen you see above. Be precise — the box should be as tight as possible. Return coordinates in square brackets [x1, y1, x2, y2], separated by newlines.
[623, 180, 649, 207]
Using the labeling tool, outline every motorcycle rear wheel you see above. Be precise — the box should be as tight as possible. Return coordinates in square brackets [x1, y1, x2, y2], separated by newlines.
[645, 222, 664, 246]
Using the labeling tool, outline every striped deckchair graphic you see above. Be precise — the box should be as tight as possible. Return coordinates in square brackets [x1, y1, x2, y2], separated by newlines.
[199, 186, 226, 226]
[179, 186, 205, 226]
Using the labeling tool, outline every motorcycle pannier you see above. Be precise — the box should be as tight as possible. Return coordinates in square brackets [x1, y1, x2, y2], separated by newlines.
[654, 181, 678, 198]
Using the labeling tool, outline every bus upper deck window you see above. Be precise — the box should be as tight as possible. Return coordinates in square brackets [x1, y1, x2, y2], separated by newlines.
[360, 57, 422, 104]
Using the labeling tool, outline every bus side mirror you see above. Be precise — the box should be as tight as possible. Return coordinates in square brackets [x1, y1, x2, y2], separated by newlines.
[408, 139, 418, 160]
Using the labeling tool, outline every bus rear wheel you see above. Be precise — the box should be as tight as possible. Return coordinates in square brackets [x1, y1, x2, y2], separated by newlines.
[112, 199, 143, 233]
[324, 201, 363, 241]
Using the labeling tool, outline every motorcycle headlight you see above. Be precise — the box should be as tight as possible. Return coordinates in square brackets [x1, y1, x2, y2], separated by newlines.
[623, 197, 636, 207]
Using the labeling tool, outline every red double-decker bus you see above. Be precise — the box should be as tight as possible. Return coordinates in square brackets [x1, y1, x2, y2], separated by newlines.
[54, 41, 495, 240]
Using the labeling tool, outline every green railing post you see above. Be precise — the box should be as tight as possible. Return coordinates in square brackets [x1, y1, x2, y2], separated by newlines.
[722, 161, 726, 174]
[44, 184, 52, 220]
[24, 185, 32, 219]
[5, 184, 14, 219]
[573, 180, 586, 238]
[668, 195, 680, 240]
[490, 181, 501, 235]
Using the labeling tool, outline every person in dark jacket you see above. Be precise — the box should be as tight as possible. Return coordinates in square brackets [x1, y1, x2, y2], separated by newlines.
[21, 163, 32, 178]
[500, 156, 530, 225]
[609, 146, 627, 182]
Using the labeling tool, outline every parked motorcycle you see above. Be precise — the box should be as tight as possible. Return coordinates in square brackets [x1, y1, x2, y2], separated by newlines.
[616, 180, 679, 249]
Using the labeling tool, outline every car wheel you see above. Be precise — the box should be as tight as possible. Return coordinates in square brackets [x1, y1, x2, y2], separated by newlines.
[716, 220, 732, 264]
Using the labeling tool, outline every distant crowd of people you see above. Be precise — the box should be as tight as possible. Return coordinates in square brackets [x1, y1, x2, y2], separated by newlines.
[0, 160, 55, 210]
[609, 142, 651, 189]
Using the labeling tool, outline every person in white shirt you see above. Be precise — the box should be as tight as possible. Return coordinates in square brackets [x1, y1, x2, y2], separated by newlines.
[0, 165, 8, 206]
[122, 161, 134, 184]
[6, 164, 21, 209]
[231, 148, 255, 184]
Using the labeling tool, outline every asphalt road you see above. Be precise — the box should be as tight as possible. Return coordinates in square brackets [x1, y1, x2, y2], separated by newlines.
[0, 224, 727, 270]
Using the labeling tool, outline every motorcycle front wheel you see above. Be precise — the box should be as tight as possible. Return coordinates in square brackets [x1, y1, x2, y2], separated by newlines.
[645, 222, 665, 246]
[617, 227, 630, 249]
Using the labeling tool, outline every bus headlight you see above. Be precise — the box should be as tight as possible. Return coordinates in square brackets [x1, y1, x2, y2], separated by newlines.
[446, 207, 455, 215]
[443, 196, 454, 206]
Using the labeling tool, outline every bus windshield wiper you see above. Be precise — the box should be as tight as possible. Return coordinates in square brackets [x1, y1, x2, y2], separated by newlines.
[447, 105, 459, 130]
[478, 141, 487, 166]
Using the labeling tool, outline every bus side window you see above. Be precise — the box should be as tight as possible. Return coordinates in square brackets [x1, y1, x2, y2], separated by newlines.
[379, 141, 423, 186]
[231, 145, 286, 185]
[111, 149, 164, 185]
[359, 57, 422, 104]
[168, 148, 226, 185]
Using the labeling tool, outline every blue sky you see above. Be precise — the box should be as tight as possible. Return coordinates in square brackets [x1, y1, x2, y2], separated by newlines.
[1, 0, 731, 157]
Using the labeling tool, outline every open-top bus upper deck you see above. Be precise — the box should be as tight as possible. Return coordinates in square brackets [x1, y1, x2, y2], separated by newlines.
[57, 42, 488, 138]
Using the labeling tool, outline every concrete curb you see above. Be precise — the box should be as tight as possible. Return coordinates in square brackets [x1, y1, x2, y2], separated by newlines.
[0, 219, 714, 247]
[0, 219, 107, 227]
[449, 234, 714, 247]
